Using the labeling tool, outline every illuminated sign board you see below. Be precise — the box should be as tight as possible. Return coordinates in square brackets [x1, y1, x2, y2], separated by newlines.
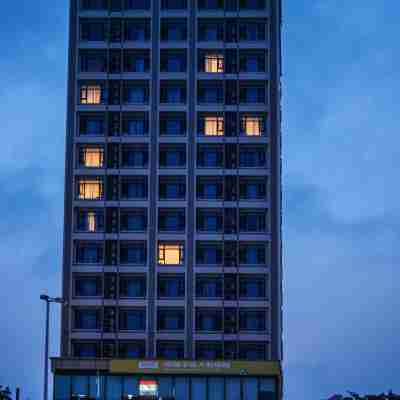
[139, 379, 158, 397]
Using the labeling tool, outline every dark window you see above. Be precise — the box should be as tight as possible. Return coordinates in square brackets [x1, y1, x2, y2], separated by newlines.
[79, 114, 104, 136]
[121, 146, 148, 168]
[80, 51, 107, 72]
[158, 275, 185, 298]
[73, 342, 100, 357]
[196, 342, 223, 360]
[81, 0, 108, 10]
[239, 178, 267, 200]
[75, 242, 103, 264]
[196, 243, 223, 265]
[239, 343, 266, 360]
[161, 0, 187, 8]
[239, 310, 266, 331]
[80, 20, 106, 41]
[239, 21, 266, 41]
[158, 209, 185, 232]
[119, 341, 146, 358]
[122, 114, 149, 136]
[120, 242, 147, 265]
[239, 85, 266, 104]
[239, 0, 265, 10]
[125, 20, 150, 41]
[239, 146, 266, 167]
[198, 21, 224, 41]
[198, 0, 223, 9]
[124, 84, 149, 104]
[198, 83, 223, 104]
[239, 210, 267, 232]
[157, 342, 185, 359]
[120, 209, 147, 232]
[197, 178, 223, 200]
[160, 51, 187, 72]
[196, 209, 223, 232]
[160, 83, 186, 103]
[239, 243, 266, 265]
[239, 276, 266, 298]
[125, 0, 150, 9]
[158, 309, 185, 331]
[196, 309, 222, 331]
[196, 275, 223, 298]
[159, 178, 186, 200]
[119, 309, 146, 330]
[197, 145, 223, 168]
[124, 52, 150, 72]
[160, 113, 186, 136]
[120, 177, 148, 199]
[120, 275, 147, 297]
[75, 276, 102, 297]
[161, 19, 187, 41]
[159, 146, 186, 168]
[239, 52, 266, 72]
[74, 309, 100, 330]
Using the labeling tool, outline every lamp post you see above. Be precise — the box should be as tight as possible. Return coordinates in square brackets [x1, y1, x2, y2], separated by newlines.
[40, 295, 66, 400]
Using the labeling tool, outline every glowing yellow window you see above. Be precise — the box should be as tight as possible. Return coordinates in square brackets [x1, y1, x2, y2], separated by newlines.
[80, 85, 102, 104]
[80, 147, 104, 168]
[243, 117, 263, 136]
[87, 212, 97, 232]
[158, 243, 184, 265]
[204, 54, 224, 73]
[204, 117, 224, 136]
[78, 179, 103, 200]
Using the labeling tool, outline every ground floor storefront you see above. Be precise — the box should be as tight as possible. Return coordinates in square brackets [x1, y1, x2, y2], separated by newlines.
[52, 359, 282, 400]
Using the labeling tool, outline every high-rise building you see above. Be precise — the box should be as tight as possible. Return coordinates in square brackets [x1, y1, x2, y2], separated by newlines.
[52, 0, 282, 399]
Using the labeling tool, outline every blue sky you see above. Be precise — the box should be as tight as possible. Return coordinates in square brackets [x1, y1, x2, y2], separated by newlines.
[0, 1, 399, 399]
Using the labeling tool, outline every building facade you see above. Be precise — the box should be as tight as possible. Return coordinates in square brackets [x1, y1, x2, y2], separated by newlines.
[53, 0, 282, 398]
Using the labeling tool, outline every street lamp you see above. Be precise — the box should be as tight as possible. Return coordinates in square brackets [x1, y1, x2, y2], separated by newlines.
[40, 295, 66, 400]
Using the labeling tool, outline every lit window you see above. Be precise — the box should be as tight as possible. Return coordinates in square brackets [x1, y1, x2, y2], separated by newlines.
[80, 85, 101, 104]
[243, 116, 263, 136]
[204, 117, 224, 136]
[87, 212, 97, 232]
[204, 54, 224, 73]
[158, 243, 184, 265]
[80, 147, 104, 168]
[78, 179, 103, 200]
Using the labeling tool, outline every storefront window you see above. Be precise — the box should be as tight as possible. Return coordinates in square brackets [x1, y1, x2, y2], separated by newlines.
[72, 376, 89, 397]
[226, 378, 241, 400]
[243, 377, 258, 400]
[106, 376, 122, 400]
[192, 378, 207, 400]
[209, 377, 224, 400]
[54, 375, 70, 400]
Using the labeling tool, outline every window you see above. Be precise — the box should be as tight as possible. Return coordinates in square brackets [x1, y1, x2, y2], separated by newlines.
[161, 19, 187, 41]
[196, 343, 223, 360]
[158, 209, 185, 232]
[196, 309, 222, 331]
[123, 114, 149, 136]
[75, 242, 103, 264]
[120, 275, 147, 298]
[240, 52, 266, 72]
[239, 21, 266, 41]
[198, 0, 222, 9]
[125, 0, 150, 10]
[74, 276, 102, 297]
[124, 84, 148, 104]
[239, 343, 266, 360]
[204, 53, 224, 73]
[80, 21, 106, 41]
[119, 309, 146, 331]
[160, 113, 186, 136]
[77, 177, 103, 200]
[198, 83, 223, 104]
[239, 146, 267, 167]
[196, 209, 223, 232]
[239, 210, 267, 232]
[239, 276, 266, 299]
[239, 178, 267, 200]
[197, 177, 223, 200]
[239, 243, 267, 265]
[121, 146, 148, 168]
[74, 309, 100, 330]
[159, 177, 186, 200]
[159, 146, 186, 168]
[120, 177, 148, 199]
[161, 0, 187, 8]
[76, 209, 104, 232]
[198, 21, 224, 41]
[196, 242, 223, 265]
[78, 146, 104, 168]
[120, 209, 147, 232]
[197, 145, 223, 168]
[158, 275, 185, 298]
[80, 51, 107, 72]
[119, 341, 146, 358]
[196, 275, 223, 298]
[124, 51, 150, 72]
[239, 309, 266, 331]
[73, 342, 100, 358]
[160, 83, 186, 103]
[240, 85, 266, 104]
[79, 114, 104, 136]
[157, 341, 184, 359]
[160, 51, 187, 73]
[81, 0, 107, 10]
[125, 20, 150, 41]
[158, 243, 184, 265]
[158, 309, 185, 331]
[80, 85, 102, 104]
[239, 0, 265, 10]
[241, 116, 264, 136]
[198, 116, 224, 136]
[120, 242, 147, 265]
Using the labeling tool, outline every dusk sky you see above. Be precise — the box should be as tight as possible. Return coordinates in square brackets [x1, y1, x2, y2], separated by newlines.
[0, 1, 399, 399]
